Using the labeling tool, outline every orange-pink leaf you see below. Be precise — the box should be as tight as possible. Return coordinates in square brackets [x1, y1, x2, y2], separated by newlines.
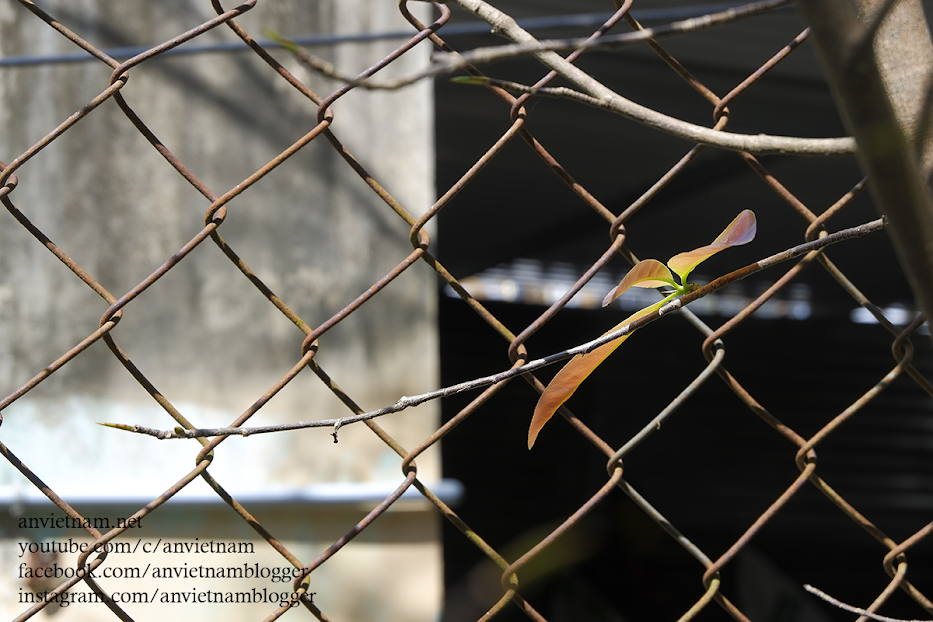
[528, 301, 664, 448]
[602, 259, 677, 307]
[667, 210, 756, 283]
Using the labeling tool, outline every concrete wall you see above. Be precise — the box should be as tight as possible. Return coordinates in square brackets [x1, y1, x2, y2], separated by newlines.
[0, 1, 441, 619]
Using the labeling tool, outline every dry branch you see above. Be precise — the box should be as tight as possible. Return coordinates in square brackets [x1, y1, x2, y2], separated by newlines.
[271, 0, 855, 156]
[448, 0, 855, 155]
[101, 218, 886, 441]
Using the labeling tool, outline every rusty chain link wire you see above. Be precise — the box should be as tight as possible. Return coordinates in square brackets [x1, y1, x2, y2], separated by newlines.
[1, 0, 932, 620]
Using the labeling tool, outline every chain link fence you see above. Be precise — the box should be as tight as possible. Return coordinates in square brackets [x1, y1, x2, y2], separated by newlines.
[1, 0, 932, 620]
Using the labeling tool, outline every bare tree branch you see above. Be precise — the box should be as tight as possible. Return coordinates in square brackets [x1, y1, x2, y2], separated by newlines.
[271, 0, 790, 88]
[446, 0, 855, 156]
[433, 0, 792, 67]
[269, 0, 854, 156]
[99, 218, 886, 441]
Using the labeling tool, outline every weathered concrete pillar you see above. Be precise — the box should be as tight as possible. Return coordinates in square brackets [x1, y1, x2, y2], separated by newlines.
[0, 1, 441, 619]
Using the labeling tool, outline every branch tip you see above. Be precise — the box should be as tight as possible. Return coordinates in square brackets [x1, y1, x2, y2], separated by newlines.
[98, 422, 136, 432]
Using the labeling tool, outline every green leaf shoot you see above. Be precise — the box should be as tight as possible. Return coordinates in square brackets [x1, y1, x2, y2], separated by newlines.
[528, 299, 666, 449]
[450, 76, 491, 85]
[667, 209, 756, 284]
[602, 258, 677, 307]
[528, 210, 756, 448]
[263, 29, 301, 54]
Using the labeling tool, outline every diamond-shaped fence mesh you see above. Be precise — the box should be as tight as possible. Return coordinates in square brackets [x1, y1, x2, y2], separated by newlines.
[1, 0, 932, 620]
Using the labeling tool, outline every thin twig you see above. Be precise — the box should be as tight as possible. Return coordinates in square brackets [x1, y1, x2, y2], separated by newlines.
[434, 0, 792, 70]
[271, 0, 790, 89]
[270, 0, 853, 156]
[804, 584, 931, 622]
[99, 218, 886, 441]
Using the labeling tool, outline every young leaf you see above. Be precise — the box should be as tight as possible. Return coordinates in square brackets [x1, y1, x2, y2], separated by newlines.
[263, 30, 301, 54]
[528, 300, 665, 448]
[602, 259, 677, 307]
[451, 76, 491, 85]
[667, 210, 756, 284]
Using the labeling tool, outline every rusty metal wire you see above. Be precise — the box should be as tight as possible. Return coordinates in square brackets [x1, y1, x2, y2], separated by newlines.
[2, 0, 932, 620]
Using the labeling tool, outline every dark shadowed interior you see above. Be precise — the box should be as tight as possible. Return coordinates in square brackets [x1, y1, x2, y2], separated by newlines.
[433, 2, 933, 620]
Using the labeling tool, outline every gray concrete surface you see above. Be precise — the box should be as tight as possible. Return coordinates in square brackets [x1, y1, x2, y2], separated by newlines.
[0, 2, 441, 619]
